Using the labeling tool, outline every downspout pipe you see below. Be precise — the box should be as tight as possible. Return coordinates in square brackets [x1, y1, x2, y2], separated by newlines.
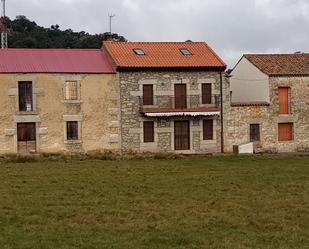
[220, 70, 224, 153]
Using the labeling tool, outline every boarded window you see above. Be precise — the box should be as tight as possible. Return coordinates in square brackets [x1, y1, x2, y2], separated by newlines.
[143, 121, 154, 142]
[66, 121, 78, 140]
[278, 87, 289, 114]
[18, 81, 33, 112]
[278, 123, 293, 141]
[203, 120, 213, 140]
[143, 85, 153, 105]
[65, 81, 78, 100]
[250, 124, 260, 142]
[202, 83, 212, 104]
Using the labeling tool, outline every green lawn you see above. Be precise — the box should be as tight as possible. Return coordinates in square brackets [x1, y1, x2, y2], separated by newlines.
[0, 155, 308, 249]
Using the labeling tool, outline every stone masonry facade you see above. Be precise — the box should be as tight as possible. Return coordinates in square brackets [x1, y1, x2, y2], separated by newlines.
[225, 76, 309, 153]
[119, 71, 226, 154]
[0, 73, 120, 154]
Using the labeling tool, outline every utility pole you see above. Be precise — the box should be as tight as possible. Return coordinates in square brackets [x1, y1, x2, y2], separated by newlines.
[0, 0, 8, 48]
[108, 13, 115, 34]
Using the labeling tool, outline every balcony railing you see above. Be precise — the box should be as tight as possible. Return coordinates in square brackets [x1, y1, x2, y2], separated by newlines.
[140, 94, 220, 110]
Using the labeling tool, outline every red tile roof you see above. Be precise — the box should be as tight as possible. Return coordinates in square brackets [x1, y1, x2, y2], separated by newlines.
[0, 49, 115, 73]
[103, 41, 226, 69]
[244, 53, 309, 76]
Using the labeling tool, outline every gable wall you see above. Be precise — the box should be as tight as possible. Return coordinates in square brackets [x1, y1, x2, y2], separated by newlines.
[230, 57, 269, 103]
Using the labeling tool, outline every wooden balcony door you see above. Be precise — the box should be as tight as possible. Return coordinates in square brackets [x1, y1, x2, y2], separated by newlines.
[278, 87, 289, 114]
[174, 121, 190, 150]
[17, 123, 36, 153]
[174, 84, 187, 109]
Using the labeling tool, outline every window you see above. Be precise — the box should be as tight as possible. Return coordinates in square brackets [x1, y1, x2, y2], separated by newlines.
[18, 81, 33, 112]
[250, 124, 260, 142]
[143, 84, 153, 105]
[278, 123, 293, 141]
[65, 81, 78, 100]
[66, 121, 79, 140]
[278, 87, 289, 114]
[203, 120, 213, 140]
[143, 121, 154, 142]
[133, 48, 145, 55]
[179, 48, 192, 55]
[202, 83, 212, 104]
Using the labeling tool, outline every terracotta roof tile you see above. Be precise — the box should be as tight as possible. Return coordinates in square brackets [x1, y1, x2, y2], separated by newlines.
[103, 41, 226, 69]
[244, 53, 309, 76]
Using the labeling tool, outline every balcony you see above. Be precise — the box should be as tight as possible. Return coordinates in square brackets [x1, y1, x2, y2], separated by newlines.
[140, 95, 221, 117]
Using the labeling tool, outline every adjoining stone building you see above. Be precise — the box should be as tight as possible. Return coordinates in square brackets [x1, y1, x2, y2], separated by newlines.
[226, 53, 309, 153]
[0, 48, 119, 154]
[103, 41, 227, 154]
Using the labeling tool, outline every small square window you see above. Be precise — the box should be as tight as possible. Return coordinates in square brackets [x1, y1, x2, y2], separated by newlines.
[179, 48, 192, 55]
[133, 48, 145, 55]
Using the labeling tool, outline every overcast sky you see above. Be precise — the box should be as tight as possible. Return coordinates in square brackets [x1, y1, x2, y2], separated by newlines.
[6, 0, 309, 67]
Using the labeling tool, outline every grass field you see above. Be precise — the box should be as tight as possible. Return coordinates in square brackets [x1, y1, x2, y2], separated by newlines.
[0, 155, 308, 249]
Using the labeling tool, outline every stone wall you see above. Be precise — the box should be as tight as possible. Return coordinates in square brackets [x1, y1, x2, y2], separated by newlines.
[119, 71, 226, 154]
[224, 76, 309, 153]
[0, 73, 120, 154]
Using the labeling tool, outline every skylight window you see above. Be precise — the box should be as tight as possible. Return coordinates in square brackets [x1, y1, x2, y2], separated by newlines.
[133, 48, 145, 55]
[180, 48, 192, 55]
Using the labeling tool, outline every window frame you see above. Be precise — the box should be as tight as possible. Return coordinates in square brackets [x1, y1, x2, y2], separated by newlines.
[202, 83, 212, 104]
[66, 121, 79, 141]
[143, 84, 154, 105]
[179, 48, 192, 55]
[133, 48, 145, 55]
[203, 119, 213, 140]
[278, 123, 293, 141]
[64, 81, 79, 101]
[250, 124, 260, 142]
[18, 81, 33, 112]
[143, 121, 154, 143]
[278, 87, 290, 114]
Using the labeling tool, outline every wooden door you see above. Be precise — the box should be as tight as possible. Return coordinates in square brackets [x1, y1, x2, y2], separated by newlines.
[278, 87, 289, 114]
[17, 123, 36, 153]
[202, 83, 212, 104]
[174, 121, 190, 150]
[174, 84, 187, 109]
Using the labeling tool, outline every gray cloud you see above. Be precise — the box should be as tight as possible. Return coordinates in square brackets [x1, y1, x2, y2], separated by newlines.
[5, 0, 309, 67]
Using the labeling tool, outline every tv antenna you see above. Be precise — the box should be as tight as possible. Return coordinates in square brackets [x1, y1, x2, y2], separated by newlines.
[108, 13, 115, 34]
[0, 0, 8, 48]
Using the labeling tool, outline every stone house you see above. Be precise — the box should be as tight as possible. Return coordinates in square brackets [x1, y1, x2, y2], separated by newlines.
[226, 53, 309, 153]
[0, 48, 119, 154]
[103, 41, 227, 154]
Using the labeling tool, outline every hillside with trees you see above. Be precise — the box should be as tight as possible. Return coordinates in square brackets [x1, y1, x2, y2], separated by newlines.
[5, 15, 126, 48]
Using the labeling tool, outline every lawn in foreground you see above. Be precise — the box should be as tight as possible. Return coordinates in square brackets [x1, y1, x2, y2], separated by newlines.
[0, 155, 308, 249]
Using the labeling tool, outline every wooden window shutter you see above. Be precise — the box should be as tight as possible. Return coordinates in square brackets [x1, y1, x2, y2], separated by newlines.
[203, 120, 213, 140]
[250, 124, 260, 142]
[144, 121, 154, 142]
[278, 87, 289, 114]
[202, 83, 212, 104]
[143, 85, 153, 105]
[278, 123, 293, 141]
